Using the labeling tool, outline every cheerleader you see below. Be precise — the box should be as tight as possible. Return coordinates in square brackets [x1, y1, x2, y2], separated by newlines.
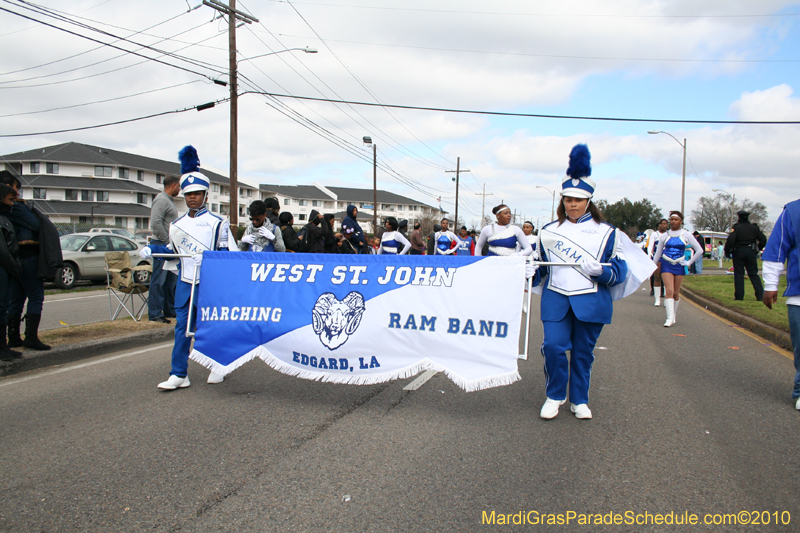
[651, 211, 703, 327]
[529, 144, 629, 420]
[378, 217, 411, 255]
[520, 221, 536, 254]
[434, 218, 462, 255]
[475, 205, 533, 257]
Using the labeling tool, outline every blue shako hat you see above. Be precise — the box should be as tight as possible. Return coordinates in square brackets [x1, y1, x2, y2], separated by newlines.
[178, 145, 210, 194]
[561, 143, 596, 199]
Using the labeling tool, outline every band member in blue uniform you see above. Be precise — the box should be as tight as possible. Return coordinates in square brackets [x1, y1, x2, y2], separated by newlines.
[651, 211, 702, 327]
[476, 204, 533, 257]
[529, 144, 628, 420]
[139, 146, 233, 390]
[434, 218, 462, 255]
[378, 216, 411, 255]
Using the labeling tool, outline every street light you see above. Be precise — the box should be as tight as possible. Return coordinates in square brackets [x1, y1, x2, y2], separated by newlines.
[712, 188, 736, 230]
[648, 130, 687, 215]
[536, 185, 556, 222]
[363, 136, 377, 233]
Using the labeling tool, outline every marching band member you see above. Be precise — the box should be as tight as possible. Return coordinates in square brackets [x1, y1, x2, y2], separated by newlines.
[520, 221, 536, 253]
[434, 218, 462, 255]
[529, 144, 628, 420]
[139, 146, 233, 390]
[476, 204, 533, 257]
[378, 216, 411, 255]
[651, 211, 703, 327]
[647, 219, 668, 306]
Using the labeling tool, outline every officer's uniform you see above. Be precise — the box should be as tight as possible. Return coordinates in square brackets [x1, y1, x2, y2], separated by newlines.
[725, 211, 766, 300]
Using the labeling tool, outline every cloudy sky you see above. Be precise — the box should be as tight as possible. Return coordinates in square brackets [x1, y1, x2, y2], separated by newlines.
[1, 0, 799, 229]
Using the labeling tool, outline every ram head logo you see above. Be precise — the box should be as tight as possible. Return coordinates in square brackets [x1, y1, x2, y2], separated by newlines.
[312, 292, 366, 350]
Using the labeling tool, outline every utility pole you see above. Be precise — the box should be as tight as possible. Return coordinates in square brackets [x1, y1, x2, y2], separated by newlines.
[203, 0, 258, 227]
[475, 183, 491, 225]
[446, 157, 470, 227]
[372, 143, 377, 233]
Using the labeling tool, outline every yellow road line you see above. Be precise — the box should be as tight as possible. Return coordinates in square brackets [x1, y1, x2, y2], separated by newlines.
[683, 297, 792, 360]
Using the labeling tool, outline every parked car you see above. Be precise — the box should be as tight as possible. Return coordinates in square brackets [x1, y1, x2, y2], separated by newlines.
[56, 232, 151, 290]
[134, 229, 154, 247]
[88, 227, 137, 240]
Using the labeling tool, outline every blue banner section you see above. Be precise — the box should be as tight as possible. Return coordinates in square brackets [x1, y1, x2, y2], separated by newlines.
[193, 252, 486, 368]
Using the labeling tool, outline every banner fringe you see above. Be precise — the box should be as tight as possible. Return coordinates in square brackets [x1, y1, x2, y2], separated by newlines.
[190, 348, 258, 376]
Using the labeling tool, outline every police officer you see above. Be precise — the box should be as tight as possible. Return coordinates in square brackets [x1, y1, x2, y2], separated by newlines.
[724, 210, 766, 301]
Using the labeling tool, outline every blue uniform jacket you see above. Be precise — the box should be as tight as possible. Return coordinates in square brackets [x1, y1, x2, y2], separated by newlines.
[762, 198, 800, 298]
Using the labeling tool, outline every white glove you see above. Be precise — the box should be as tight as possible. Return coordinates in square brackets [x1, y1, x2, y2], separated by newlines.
[139, 246, 152, 259]
[580, 257, 603, 277]
[258, 226, 275, 240]
[241, 234, 256, 245]
[192, 253, 203, 267]
[525, 263, 539, 279]
[678, 258, 689, 266]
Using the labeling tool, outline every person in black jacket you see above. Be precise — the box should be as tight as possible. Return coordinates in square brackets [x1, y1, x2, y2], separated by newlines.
[337, 221, 358, 254]
[322, 214, 339, 254]
[301, 210, 326, 254]
[264, 197, 281, 226]
[724, 210, 767, 301]
[279, 212, 303, 252]
[0, 171, 51, 350]
[0, 180, 22, 360]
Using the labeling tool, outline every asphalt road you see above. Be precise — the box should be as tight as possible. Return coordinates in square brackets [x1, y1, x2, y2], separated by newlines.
[1, 287, 798, 532]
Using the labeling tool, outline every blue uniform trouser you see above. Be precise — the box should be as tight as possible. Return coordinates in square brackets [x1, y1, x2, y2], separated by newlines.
[789, 305, 800, 400]
[9, 256, 44, 315]
[170, 280, 198, 377]
[147, 240, 176, 319]
[541, 307, 604, 405]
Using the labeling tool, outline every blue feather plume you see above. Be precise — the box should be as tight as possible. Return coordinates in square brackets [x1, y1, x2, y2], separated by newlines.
[179, 145, 200, 174]
[566, 144, 591, 178]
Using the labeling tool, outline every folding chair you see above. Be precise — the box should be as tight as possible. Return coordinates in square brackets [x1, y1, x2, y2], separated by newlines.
[105, 252, 152, 321]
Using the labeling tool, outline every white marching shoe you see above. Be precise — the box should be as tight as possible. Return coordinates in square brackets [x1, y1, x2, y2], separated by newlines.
[654, 293, 661, 306]
[673, 299, 680, 324]
[663, 298, 675, 327]
[795, 397, 800, 410]
[570, 403, 592, 419]
[540, 398, 566, 419]
[158, 375, 190, 390]
[207, 371, 224, 384]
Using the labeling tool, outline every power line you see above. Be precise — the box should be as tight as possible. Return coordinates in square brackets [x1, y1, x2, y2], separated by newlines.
[249, 92, 800, 124]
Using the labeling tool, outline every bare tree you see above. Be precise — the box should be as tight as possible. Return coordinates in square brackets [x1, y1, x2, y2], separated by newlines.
[691, 192, 772, 234]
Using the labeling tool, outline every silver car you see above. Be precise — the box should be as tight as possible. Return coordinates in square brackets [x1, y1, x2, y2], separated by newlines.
[56, 232, 152, 290]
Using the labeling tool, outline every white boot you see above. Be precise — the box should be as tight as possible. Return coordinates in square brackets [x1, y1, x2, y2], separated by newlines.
[654, 291, 661, 307]
[663, 298, 675, 327]
[673, 300, 680, 324]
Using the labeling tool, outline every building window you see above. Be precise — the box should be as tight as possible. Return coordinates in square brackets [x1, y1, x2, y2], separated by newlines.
[298, 200, 308, 206]
[211, 203, 218, 212]
[95, 166, 112, 177]
[156, 174, 164, 184]
[312, 200, 320, 207]
[81, 190, 94, 201]
[152, 194, 157, 202]
[247, 189, 252, 197]
[213, 183, 219, 193]
[299, 214, 306, 221]
[33, 188, 46, 199]
[65, 189, 78, 201]
[79, 216, 89, 224]
[46, 163, 59, 174]
[97, 191, 109, 202]
[115, 217, 127, 227]
[381, 204, 391, 210]
[399, 205, 405, 211]
[359, 202, 366, 208]
[135, 217, 149, 229]
[29, 162, 40, 173]
[137, 170, 144, 181]
[284, 198, 290, 206]
[137, 193, 147, 204]
[119, 167, 129, 179]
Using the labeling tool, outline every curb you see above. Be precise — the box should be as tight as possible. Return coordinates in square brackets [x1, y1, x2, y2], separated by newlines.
[0, 327, 173, 377]
[681, 288, 792, 351]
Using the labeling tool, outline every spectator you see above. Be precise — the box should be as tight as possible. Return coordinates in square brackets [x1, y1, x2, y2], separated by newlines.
[300, 210, 325, 253]
[342, 205, 366, 253]
[691, 231, 705, 274]
[761, 197, 800, 409]
[0, 179, 21, 361]
[426, 224, 441, 255]
[279, 212, 303, 252]
[322, 214, 339, 254]
[264, 197, 281, 226]
[148, 175, 180, 324]
[338, 222, 358, 254]
[725, 210, 767, 301]
[0, 171, 61, 350]
[409, 222, 424, 255]
[239, 200, 285, 252]
[717, 240, 725, 267]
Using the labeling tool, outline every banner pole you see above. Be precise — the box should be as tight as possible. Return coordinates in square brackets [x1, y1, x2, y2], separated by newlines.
[521, 271, 533, 360]
[186, 262, 200, 338]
